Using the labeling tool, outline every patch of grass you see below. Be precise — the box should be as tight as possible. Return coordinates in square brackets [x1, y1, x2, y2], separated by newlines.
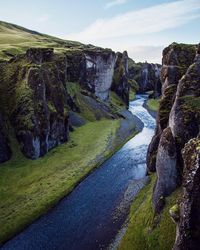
[147, 98, 160, 111]
[119, 174, 181, 250]
[0, 119, 121, 244]
[110, 91, 125, 108]
[65, 82, 80, 98]
[129, 90, 136, 101]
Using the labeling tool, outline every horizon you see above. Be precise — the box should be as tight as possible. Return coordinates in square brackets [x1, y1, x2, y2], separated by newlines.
[0, 0, 200, 63]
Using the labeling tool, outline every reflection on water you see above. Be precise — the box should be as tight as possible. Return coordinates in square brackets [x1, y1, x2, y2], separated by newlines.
[1, 95, 156, 250]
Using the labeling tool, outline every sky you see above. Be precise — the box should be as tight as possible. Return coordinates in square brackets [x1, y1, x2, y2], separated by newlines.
[0, 0, 200, 63]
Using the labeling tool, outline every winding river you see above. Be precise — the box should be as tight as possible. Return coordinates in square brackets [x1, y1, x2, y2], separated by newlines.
[1, 95, 156, 250]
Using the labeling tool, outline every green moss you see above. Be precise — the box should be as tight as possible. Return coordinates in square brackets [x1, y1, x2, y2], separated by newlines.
[0, 119, 123, 244]
[147, 98, 160, 111]
[119, 174, 181, 250]
[178, 95, 200, 125]
[169, 204, 180, 223]
[129, 79, 139, 92]
[113, 64, 124, 85]
[159, 85, 177, 130]
[66, 82, 80, 98]
[129, 90, 136, 101]
[109, 91, 125, 109]
[14, 81, 35, 130]
[47, 101, 57, 113]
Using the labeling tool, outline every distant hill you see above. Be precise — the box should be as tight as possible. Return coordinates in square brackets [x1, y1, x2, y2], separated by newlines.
[0, 20, 86, 61]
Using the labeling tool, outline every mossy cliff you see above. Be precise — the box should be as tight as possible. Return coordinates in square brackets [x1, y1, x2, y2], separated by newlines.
[128, 58, 162, 97]
[121, 43, 200, 250]
[147, 43, 196, 173]
[0, 21, 132, 163]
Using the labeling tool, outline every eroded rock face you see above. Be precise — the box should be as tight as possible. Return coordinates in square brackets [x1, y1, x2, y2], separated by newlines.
[0, 46, 130, 161]
[147, 43, 196, 173]
[85, 50, 116, 101]
[169, 50, 200, 147]
[153, 127, 178, 212]
[11, 58, 69, 159]
[111, 51, 130, 106]
[140, 63, 162, 97]
[161, 43, 196, 93]
[26, 48, 54, 64]
[128, 59, 162, 97]
[0, 114, 11, 163]
[173, 138, 200, 250]
[146, 132, 160, 173]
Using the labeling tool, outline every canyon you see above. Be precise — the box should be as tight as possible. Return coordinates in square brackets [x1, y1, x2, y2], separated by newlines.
[0, 20, 199, 250]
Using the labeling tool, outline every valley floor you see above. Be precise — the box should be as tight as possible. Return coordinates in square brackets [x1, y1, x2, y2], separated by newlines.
[0, 118, 137, 245]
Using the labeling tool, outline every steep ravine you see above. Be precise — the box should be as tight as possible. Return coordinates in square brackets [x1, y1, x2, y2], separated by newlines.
[0, 95, 156, 250]
[120, 43, 200, 250]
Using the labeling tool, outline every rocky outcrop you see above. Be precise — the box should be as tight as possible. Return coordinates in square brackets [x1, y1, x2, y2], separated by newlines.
[111, 51, 129, 106]
[147, 43, 196, 174]
[26, 48, 54, 64]
[148, 43, 200, 248]
[10, 54, 69, 159]
[85, 50, 116, 101]
[169, 49, 200, 148]
[140, 62, 162, 97]
[153, 127, 178, 212]
[0, 46, 131, 161]
[0, 114, 11, 163]
[128, 59, 162, 97]
[173, 138, 200, 250]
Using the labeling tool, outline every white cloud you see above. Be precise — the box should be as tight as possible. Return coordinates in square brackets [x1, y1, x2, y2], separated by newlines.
[105, 0, 127, 9]
[67, 0, 200, 42]
[126, 45, 165, 63]
[37, 14, 50, 23]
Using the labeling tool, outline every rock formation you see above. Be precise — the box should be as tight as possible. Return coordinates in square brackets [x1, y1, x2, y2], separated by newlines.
[147, 42, 200, 247]
[128, 59, 162, 97]
[173, 138, 200, 250]
[147, 43, 196, 175]
[0, 114, 11, 163]
[0, 45, 131, 161]
[111, 51, 129, 107]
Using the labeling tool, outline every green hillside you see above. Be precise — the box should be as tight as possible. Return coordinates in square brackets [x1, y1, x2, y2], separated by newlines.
[0, 20, 85, 61]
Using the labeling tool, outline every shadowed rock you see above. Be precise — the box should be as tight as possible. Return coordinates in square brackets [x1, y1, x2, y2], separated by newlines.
[153, 127, 178, 213]
[0, 114, 11, 163]
[111, 51, 130, 107]
[147, 43, 196, 173]
[173, 138, 200, 250]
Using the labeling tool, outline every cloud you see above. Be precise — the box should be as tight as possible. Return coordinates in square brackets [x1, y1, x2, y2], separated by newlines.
[104, 0, 127, 9]
[67, 0, 200, 42]
[37, 14, 50, 23]
[126, 45, 165, 63]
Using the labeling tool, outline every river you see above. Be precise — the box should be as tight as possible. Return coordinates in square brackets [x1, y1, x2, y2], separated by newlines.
[1, 95, 156, 250]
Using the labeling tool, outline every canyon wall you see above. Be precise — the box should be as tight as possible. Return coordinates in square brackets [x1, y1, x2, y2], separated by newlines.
[128, 59, 162, 97]
[147, 42, 200, 249]
[0, 47, 130, 162]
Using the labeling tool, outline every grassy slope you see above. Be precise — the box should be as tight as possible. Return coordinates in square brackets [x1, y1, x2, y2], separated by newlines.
[0, 21, 137, 245]
[119, 174, 181, 250]
[147, 98, 160, 111]
[0, 119, 123, 244]
[0, 20, 84, 61]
